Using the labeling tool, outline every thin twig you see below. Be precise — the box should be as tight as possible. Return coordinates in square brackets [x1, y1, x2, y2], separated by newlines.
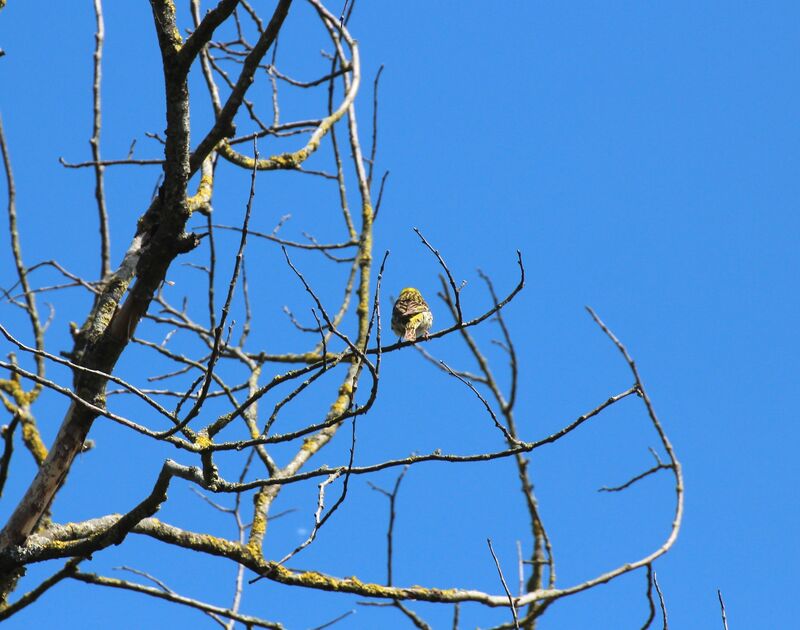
[717, 589, 729, 630]
[367, 65, 384, 187]
[368, 464, 410, 586]
[599, 448, 672, 493]
[372, 170, 389, 221]
[59, 156, 164, 167]
[1, 114, 45, 386]
[251, 417, 359, 582]
[0, 413, 21, 498]
[0, 323, 177, 423]
[211, 223, 356, 251]
[309, 609, 355, 630]
[90, 0, 111, 278]
[487, 538, 520, 629]
[640, 564, 656, 630]
[71, 571, 282, 629]
[413, 227, 463, 322]
[653, 571, 668, 629]
[339, 0, 350, 28]
[439, 359, 520, 445]
[160, 140, 258, 439]
[0, 557, 83, 621]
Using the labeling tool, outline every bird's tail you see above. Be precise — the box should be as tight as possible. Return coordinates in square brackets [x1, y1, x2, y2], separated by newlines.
[403, 313, 425, 342]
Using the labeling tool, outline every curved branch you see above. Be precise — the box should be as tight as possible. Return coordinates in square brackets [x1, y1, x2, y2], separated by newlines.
[189, 0, 293, 174]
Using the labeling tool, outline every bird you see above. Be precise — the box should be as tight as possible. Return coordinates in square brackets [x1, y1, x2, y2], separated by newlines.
[391, 287, 433, 342]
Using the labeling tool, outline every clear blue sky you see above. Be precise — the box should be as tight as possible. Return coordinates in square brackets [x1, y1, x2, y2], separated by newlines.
[1, 2, 798, 628]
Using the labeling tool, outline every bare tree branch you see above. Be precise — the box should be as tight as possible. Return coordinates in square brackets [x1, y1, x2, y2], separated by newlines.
[90, 0, 111, 279]
[0, 4, 683, 626]
[488, 538, 520, 629]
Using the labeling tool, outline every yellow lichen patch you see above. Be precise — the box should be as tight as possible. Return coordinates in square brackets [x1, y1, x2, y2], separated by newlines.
[218, 141, 315, 172]
[270, 153, 297, 168]
[193, 432, 213, 450]
[161, 0, 183, 51]
[173, 529, 239, 557]
[361, 206, 373, 228]
[0, 391, 15, 414]
[300, 436, 318, 453]
[327, 381, 354, 419]
[197, 533, 234, 553]
[219, 142, 256, 169]
[350, 578, 391, 597]
[262, 562, 292, 580]
[189, 534, 235, 556]
[247, 490, 269, 553]
[43, 538, 74, 552]
[21, 418, 48, 464]
[290, 571, 396, 598]
[358, 238, 373, 268]
[170, 25, 183, 49]
[88, 290, 122, 341]
[297, 570, 341, 590]
[0, 378, 31, 407]
[347, 575, 364, 586]
[186, 172, 213, 214]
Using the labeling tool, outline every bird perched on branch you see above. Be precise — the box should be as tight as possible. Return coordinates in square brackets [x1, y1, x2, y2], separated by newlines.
[392, 287, 433, 342]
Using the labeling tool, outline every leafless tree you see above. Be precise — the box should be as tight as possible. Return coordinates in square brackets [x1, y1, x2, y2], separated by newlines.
[0, 2, 683, 628]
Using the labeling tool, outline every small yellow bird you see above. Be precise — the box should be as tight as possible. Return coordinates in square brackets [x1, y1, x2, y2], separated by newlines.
[391, 287, 433, 342]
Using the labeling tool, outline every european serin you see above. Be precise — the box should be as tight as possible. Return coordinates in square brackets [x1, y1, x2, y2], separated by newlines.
[391, 287, 433, 342]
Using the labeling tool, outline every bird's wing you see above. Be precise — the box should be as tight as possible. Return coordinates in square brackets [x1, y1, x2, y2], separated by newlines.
[393, 299, 428, 319]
